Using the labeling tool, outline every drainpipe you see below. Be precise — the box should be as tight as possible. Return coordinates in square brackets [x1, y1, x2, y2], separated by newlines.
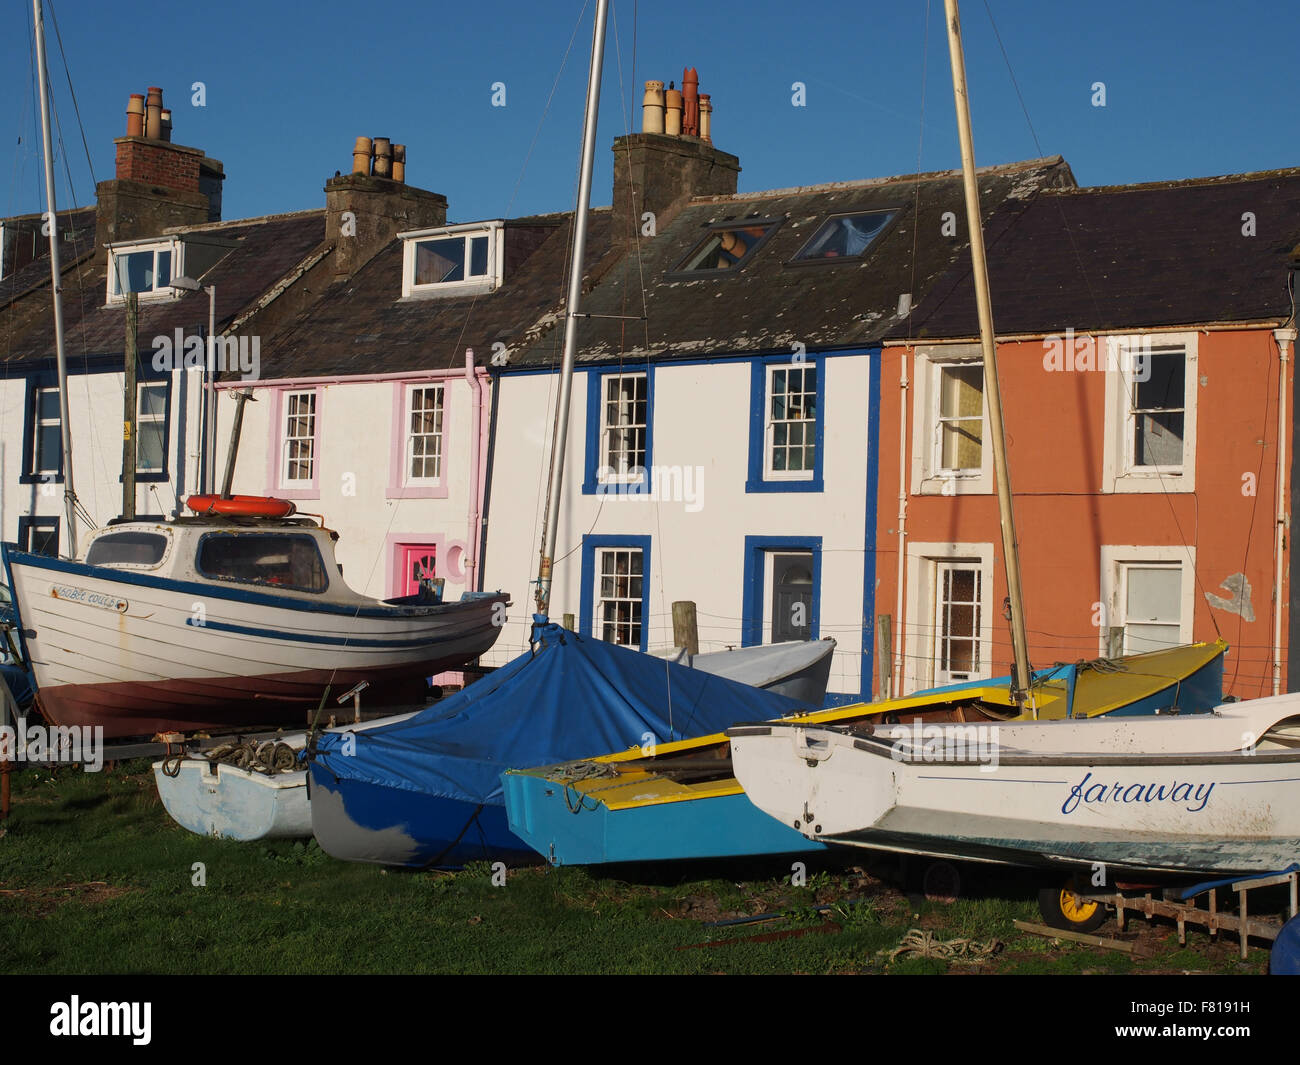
[893, 346, 910, 697]
[465, 348, 484, 592]
[1274, 327, 1295, 696]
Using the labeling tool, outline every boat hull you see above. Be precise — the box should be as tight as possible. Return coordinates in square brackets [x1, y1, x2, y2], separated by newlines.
[730, 694, 1300, 876]
[3, 548, 508, 738]
[153, 760, 310, 840]
[503, 776, 825, 864]
[308, 769, 535, 867]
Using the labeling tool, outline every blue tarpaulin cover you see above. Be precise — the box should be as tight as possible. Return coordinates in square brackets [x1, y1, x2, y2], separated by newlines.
[311, 617, 810, 811]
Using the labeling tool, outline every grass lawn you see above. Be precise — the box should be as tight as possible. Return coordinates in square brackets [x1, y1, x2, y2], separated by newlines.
[0, 760, 1279, 975]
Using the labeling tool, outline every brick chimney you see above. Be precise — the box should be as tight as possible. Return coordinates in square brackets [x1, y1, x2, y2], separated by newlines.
[325, 139, 447, 279]
[94, 87, 224, 256]
[612, 72, 740, 247]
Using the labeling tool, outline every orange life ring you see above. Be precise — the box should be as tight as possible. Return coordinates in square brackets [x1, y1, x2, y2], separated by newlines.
[185, 494, 297, 518]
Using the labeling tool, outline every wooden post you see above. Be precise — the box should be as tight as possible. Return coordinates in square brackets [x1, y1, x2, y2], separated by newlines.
[876, 615, 892, 700]
[672, 601, 699, 656]
[121, 292, 138, 520]
[219, 389, 254, 498]
[561, 613, 575, 632]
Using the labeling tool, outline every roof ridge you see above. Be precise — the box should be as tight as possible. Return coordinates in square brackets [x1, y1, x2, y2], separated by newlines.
[1054, 165, 1300, 195]
[688, 156, 1068, 204]
[163, 208, 325, 234]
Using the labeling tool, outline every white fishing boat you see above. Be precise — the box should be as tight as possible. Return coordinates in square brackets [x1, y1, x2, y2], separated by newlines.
[729, 693, 1300, 876]
[3, 505, 509, 739]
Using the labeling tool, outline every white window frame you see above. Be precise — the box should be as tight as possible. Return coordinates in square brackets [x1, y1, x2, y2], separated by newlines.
[763, 362, 817, 482]
[32, 386, 61, 475]
[593, 546, 645, 648]
[903, 541, 995, 693]
[280, 390, 317, 488]
[135, 381, 168, 474]
[399, 221, 504, 298]
[1102, 332, 1197, 493]
[598, 372, 648, 485]
[911, 344, 992, 495]
[107, 239, 181, 303]
[404, 383, 445, 487]
[1098, 545, 1196, 656]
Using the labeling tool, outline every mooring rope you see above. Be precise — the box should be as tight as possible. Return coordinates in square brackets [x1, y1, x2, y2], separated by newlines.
[882, 928, 1001, 963]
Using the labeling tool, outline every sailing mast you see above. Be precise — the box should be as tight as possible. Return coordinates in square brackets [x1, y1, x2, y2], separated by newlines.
[32, 0, 79, 557]
[943, 0, 1032, 704]
[534, 0, 610, 616]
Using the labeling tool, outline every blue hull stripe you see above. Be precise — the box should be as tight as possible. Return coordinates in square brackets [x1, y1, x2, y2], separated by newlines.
[184, 616, 461, 649]
[7, 549, 503, 619]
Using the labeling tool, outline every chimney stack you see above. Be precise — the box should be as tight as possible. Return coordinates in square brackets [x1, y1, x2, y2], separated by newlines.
[325, 136, 444, 278]
[613, 68, 737, 247]
[96, 84, 225, 252]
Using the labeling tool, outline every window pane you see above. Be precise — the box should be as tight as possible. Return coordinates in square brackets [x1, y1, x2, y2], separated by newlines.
[36, 425, 60, 472]
[1126, 565, 1181, 622]
[414, 238, 466, 285]
[37, 389, 60, 420]
[469, 236, 489, 277]
[793, 211, 896, 261]
[137, 422, 166, 471]
[677, 223, 776, 272]
[1125, 622, 1181, 653]
[938, 364, 983, 470]
[198, 534, 328, 593]
[139, 384, 167, 418]
[595, 548, 643, 647]
[406, 386, 443, 482]
[156, 249, 172, 287]
[1131, 351, 1185, 467]
[599, 374, 647, 476]
[86, 532, 168, 567]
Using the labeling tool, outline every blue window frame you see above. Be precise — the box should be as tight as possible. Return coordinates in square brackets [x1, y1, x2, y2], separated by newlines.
[742, 535, 821, 646]
[746, 354, 825, 493]
[20, 375, 63, 486]
[582, 365, 655, 495]
[580, 534, 652, 652]
[130, 375, 173, 484]
[18, 516, 60, 557]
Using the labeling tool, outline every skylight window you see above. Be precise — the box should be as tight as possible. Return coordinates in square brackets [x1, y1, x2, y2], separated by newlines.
[672, 219, 781, 275]
[791, 211, 897, 262]
[400, 222, 504, 298]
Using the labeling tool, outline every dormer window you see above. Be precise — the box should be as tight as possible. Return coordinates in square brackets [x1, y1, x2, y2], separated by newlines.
[791, 210, 897, 263]
[670, 218, 782, 276]
[107, 240, 180, 303]
[400, 222, 504, 298]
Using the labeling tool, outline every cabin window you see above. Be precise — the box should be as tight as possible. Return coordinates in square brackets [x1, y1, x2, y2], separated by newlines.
[136, 382, 168, 475]
[791, 210, 896, 262]
[107, 241, 177, 302]
[30, 387, 61, 476]
[280, 391, 317, 486]
[85, 531, 169, 568]
[1102, 333, 1197, 494]
[671, 218, 781, 275]
[405, 384, 444, 485]
[935, 363, 983, 474]
[197, 534, 329, 594]
[400, 223, 503, 297]
[599, 373, 647, 482]
[765, 364, 817, 480]
[17, 516, 59, 558]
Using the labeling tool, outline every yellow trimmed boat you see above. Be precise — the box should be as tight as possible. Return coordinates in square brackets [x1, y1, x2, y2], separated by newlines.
[502, 641, 1227, 865]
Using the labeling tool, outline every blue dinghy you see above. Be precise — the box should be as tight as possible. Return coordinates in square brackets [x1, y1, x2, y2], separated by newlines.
[307, 617, 812, 868]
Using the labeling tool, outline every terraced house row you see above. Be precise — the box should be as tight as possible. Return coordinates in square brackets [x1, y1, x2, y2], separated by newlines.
[3, 78, 1298, 705]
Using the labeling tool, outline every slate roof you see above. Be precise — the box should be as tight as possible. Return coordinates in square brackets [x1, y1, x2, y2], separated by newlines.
[906, 167, 1300, 339]
[253, 210, 612, 380]
[0, 211, 325, 367]
[0, 207, 98, 308]
[505, 157, 1076, 367]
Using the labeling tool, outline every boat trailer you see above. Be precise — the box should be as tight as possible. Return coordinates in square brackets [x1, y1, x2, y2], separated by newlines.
[1085, 867, 1299, 959]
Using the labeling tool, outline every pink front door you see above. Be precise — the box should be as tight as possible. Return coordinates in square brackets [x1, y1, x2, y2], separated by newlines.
[398, 544, 437, 597]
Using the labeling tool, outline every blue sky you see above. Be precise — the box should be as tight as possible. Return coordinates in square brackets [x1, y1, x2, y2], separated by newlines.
[4, 0, 1298, 225]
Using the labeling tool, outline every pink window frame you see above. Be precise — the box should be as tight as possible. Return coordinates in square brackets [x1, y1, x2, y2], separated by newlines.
[267, 386, 321, 500]
[388, 380, 452, 499]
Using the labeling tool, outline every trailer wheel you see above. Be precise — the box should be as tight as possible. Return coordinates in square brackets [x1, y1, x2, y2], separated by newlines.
[1038, 882, 1107, 932]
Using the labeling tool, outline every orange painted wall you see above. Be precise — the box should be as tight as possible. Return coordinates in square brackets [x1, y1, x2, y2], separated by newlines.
[873, 329, 1288, 700]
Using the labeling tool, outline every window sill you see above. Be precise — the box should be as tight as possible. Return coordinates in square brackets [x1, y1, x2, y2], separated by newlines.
[387, 483, 449, 500]
[917, 474, 991, 496]
[745, 476, 823, 494]
[1105, 470, 1193, 494]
